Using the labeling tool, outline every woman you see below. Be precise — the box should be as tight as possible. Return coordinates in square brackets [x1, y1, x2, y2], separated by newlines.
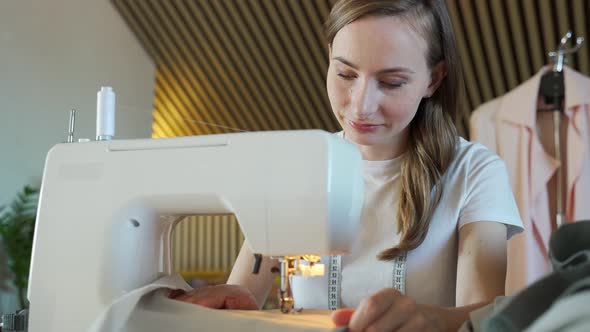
[172, 1, 523, 331]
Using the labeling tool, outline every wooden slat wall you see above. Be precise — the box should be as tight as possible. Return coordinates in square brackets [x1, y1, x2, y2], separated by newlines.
[171, 215, 243, 272]
[112, 0, 590, 274]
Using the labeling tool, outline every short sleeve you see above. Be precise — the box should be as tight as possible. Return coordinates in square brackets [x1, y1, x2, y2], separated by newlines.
[458, 147, 523, 239]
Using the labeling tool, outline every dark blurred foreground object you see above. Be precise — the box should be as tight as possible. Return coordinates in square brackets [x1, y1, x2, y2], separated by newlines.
[459, 220, 590, 332]
[0, 309, 28, 331]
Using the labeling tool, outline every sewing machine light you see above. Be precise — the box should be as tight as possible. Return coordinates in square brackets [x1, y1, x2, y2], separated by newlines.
[300, 255, 321, 264]
[276, 254, 327, 312]
[295, 255, 324, 277]
[297, 263, 325, 277]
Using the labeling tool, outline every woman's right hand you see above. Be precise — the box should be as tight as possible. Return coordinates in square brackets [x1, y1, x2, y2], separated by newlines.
[168, 284, 260, 310]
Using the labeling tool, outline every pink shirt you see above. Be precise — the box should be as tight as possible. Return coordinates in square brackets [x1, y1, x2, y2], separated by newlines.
[470, 66, 590, 294]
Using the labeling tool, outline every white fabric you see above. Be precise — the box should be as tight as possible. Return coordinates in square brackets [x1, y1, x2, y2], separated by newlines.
[90, 274, 338, 332]
[126, 291, 337, 332]
[292, 136, 523, 309]
[88, 274, 192, 332]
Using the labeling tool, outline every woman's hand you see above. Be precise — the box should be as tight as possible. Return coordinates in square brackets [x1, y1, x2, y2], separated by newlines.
[331, 288, 447, 332]
[169, 284, 259, 310]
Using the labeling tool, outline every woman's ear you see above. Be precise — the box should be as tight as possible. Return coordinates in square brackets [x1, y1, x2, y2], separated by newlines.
[425, 60, 447, 97]
[328, 43, 332, 58]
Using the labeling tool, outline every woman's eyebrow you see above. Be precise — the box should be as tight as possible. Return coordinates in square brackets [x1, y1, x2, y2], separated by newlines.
[332, 56, 358, 69]
[332, 56, 415, 74]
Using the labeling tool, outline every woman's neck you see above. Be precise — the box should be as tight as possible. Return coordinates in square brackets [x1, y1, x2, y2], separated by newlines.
[357, 130, 409, 161]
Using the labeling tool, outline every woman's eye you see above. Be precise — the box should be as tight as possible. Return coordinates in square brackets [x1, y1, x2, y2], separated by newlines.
[380, 81, 405, 89]
[337, 73, 355, 80]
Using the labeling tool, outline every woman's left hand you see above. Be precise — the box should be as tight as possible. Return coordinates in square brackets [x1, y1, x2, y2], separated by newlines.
[331, 288, 447, 332]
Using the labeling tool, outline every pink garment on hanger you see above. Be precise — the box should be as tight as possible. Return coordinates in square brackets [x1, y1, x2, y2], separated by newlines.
[470, 66, 590, 295]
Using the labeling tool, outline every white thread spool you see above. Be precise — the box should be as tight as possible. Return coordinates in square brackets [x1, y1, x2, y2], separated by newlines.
[96, 86, 116, 140]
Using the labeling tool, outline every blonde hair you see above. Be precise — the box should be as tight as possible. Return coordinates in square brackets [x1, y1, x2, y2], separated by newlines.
[325, 0, 466, 260]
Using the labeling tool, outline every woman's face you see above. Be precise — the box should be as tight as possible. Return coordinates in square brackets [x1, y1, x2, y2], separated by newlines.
[327, 16, 441, 160]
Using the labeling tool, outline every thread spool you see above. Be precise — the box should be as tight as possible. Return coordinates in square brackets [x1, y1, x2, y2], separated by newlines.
[96, 86, 116, 141]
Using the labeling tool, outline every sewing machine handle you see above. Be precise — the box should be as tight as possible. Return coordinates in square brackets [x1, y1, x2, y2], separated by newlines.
[252, 254, 263, 274]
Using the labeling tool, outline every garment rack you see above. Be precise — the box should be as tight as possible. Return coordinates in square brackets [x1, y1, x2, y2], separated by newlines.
[538, 31, 584, 228]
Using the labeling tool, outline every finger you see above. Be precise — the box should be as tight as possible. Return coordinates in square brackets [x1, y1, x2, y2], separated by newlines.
[396, 313, 433, 332]
[331, 309, 355, 326]
[173, 291, 197, 301]
[223, 295, 259, 310]
[168, 289, 187, 299]
[183, 294, 227, 308]
[349, 288, 401, 331]
[189, 293, 245, 309]
[185, 285, 259, 310]
[223, 287, 259, 310]
[210, 294, 257, 310]
[173, 285, 253, 309]
[173, 287, 209, 302]
[365, 296, 417, 332]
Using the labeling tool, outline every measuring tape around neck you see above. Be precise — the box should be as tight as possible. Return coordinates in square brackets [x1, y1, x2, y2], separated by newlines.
[392, 251, 407, 294]
[328, 252, 407, 310]
[328, 255, 341, 310]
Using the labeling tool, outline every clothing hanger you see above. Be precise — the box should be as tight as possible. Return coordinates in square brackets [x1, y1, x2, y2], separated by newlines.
[538, 31, 585, 228]
[539, 31, 584, 106]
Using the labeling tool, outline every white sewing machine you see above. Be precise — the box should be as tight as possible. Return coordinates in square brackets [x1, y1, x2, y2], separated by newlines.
[27, 130, 364, 331]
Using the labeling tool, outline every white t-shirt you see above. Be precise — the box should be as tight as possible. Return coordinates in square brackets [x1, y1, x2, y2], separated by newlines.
[291, 136, 523, 309]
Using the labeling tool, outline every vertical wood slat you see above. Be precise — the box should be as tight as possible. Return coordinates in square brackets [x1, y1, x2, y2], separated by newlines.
[525, 0, 545, 71]
[171, 215, 243, 272]
[127, 0, 212, 135]
[446, 0, 481, 108]
[244, 2, 311, 129]
[236, 1, 313, 129]
[198, 216, 206, 270]
[153, 95, 178, 138]
[217, 1, 302, 130]
[207, 0, 288, 130]
[154, 70, 200, 136]
[144, 0, 224, 135]
[178, 1, 259, 132]
[274, 0, 334, 129]
[198, 1, 270, 130]
[507, 0, 534, 82]
[474, 1, 506, 96]
[538, 0, 557, 67]
[555, 0, 573, 68]
[155, 0, 242, 132]
[489, 0, 518, 90]
[572, 0, 588, 74]
[459, 0, 493, 101]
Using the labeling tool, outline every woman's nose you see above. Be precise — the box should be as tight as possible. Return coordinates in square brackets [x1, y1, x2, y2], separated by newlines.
[350, 81, 378, 119]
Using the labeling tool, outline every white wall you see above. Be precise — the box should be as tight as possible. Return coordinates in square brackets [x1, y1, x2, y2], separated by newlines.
[0, 0, 155, 313]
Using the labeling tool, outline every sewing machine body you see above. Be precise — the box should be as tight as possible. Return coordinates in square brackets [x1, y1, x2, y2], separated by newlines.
[27, 130, 363, 331]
